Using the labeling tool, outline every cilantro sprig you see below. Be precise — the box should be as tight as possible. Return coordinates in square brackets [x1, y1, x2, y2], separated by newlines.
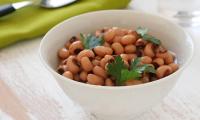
[80, 33, 104, 49]
[136, 27, 161, 45]
[107, 56, 156, 86]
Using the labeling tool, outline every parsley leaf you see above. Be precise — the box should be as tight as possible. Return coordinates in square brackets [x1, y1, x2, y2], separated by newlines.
[136, 27, 148, 36]
[107, 56, 126, 85]
[136, 27, 161, 45]
[142, 34, 161, 45]
[130, 57, 141, 70]
[135, 64, 156, 74]
[107, 56, 156, 86]
[80, 33, 104, 49]
[120, 69, 141, 84]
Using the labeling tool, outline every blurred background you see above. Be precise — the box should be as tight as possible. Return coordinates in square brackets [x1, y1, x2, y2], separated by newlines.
[131, 0, 200, 27]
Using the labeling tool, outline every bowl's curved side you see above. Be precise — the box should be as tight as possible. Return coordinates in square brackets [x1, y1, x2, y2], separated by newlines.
[39, 10, 194, 119]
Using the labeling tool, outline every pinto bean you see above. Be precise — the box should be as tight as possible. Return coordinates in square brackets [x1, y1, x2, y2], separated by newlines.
[112, 27, 125, 36]
[135, 38, 147, 46]
[104, 29, 115, 43]
[92, 59, 100, 66]
[93, 66, 107, 78]
[93, 46, 113, 57]
[57, 65, 68, 75]
[63, 71, 73, 79]
[141, 56, 152, 64]
[80, 57, 93, 72]
[77, 49, 95, 61]
[80, 71, 88, 82]
[87, 74, 104, 85]
[69, 41, 84, 54]
[156, 52, 174, 64]
[103, 42, 111, 47]
[124, 45, 136, 54]
[105, 78, 114, 86]
[165, 52, 174, 64]
[74, 74, 80, 81]
[169, 63, 179, 72]
[125, 80, 143, 86]
[153, 58, 164, 67]
[156, 65, 172, 79]
[120, 35, 136, 45]
[58, 48, 70, 59]
[144, 43, 155, 57]
[111, 42, 124, 55]
[113, 36, 122, 43]
[100, 55, 114, 69]
[66, 56, 80, 74]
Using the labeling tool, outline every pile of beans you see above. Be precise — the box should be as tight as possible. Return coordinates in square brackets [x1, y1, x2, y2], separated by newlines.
[57, 27, 179, 86]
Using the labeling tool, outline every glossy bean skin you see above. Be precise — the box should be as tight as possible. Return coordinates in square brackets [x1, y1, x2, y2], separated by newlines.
[80, 57, 93, 72]
[144, 43, 155, 57]
[103, 42, 111, 47]
[111, 42, 124, 55]
[94, 46, 113, 57]
[156, 52, 174, 64]
[135, 38, 147, 46]
[57, 65, 68, 75]
[58, 48, 70, 59]
[80, 71, 88, 82]
[104, 29, 115, 43]
[92, 59, 100, 66]
[87, 74, 104, 85]
[100, 55, 114, 69]
[113, 36, 122, 43]
[156, 65, 172, 79]
[93, 66, 107, 78]
[77, 49, 95, 61]
[169, 63, 179, 72]
[141, 56, 152, 64]
[112, 27, 125, 36]
[165, 52, 174, 64]
[63, 71, 73, 79]
[153, 58, 164, 67]
[66, 56, 80, 74]
[69, 41, 84, 54]
[105, 78, 114, 86]
[124, 45, 136, 54]
[120, 35, 136, 45]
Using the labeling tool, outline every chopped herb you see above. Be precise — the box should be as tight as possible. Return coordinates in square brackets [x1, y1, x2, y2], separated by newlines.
[142, 34, 161, 45]
[107, 56, 156, 85]
[136, 27, 148, 36]
[80, 33, 104, 49]
[136, 27, 161, 45]
[107, 56, 126, 85]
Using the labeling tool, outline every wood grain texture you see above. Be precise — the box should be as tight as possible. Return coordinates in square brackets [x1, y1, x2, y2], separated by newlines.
[0, 1, 200, 119]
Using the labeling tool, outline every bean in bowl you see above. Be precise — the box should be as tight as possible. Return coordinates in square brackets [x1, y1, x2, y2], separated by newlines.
[56, 27, 179, 86]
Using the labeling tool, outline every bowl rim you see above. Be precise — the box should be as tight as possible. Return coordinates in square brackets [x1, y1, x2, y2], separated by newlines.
[39, 10, 194, 90]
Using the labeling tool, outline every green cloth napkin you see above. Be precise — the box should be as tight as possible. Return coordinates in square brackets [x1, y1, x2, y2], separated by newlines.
[0, 0, 130, 48]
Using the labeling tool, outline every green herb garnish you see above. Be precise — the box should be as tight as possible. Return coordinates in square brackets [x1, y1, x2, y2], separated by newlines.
[107, 56, 156, 85]
[136, 27, 161, 45]
[80, 33, 104, 49]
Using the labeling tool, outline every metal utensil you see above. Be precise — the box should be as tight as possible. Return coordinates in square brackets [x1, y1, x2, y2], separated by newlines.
[0, 0, 77, 17]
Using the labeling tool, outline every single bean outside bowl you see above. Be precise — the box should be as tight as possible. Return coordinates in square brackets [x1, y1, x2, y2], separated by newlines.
[39, 10, 194, 120]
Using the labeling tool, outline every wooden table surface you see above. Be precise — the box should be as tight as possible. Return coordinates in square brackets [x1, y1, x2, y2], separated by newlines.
[1, 1, 200, 120]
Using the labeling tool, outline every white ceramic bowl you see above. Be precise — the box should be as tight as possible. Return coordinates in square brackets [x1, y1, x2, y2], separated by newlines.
[39, 10, 194, 120]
